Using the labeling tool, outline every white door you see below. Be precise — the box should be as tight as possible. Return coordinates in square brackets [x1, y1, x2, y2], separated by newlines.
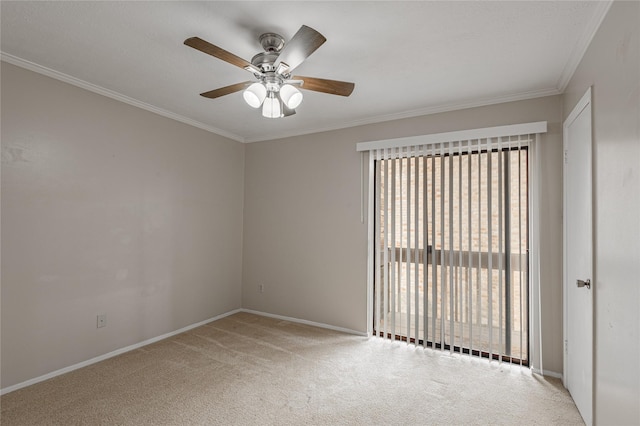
[563, 87, 593, 425]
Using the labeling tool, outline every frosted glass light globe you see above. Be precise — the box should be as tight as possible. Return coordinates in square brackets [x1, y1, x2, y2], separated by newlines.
[279, 84, 303, 109]
[243, 82, 267, 108]
[262, 95, 281, 118]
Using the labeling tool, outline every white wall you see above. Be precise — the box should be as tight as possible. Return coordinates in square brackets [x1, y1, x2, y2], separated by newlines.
[242, 95, 565, 374]
[562, 1, 640, 424]
[1, 63, 245, 388]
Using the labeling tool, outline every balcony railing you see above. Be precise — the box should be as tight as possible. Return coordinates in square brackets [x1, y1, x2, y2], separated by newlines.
[376, 245, 528, 364]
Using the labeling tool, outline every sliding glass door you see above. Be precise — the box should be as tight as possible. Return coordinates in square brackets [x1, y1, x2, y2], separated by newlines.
[373, 142, 529, 364]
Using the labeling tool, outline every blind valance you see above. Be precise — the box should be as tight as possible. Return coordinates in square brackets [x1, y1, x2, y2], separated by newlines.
[356, 121, 547, 156]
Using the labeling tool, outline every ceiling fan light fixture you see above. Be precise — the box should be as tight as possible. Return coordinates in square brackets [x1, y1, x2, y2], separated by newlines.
[279, 84, 303, 109]
[185, 25, 354, 119]
[243, 82, 267, 108]
[262, 93, 282, 118]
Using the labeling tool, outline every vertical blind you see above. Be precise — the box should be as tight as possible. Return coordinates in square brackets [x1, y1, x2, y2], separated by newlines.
[358, 122, 546, 366]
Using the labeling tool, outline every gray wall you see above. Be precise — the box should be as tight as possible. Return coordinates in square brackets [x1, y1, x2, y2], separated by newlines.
[562, 1, 640, 424]
[242, 95, 565, 374]
[1, 63, 245, 388]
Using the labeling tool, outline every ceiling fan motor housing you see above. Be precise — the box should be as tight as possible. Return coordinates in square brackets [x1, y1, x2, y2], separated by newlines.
[259, 33, 285, 52]
[251, 52, 278, 72]
[250, 52, 285, 92]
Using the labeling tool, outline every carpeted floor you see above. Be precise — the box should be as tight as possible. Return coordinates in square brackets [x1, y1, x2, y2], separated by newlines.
[1, 312, 584, 425]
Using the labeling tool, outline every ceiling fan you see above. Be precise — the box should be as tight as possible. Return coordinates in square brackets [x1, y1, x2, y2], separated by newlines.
[184, 25, 355, 118]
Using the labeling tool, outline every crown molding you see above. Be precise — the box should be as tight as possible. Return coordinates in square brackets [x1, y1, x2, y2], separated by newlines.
[6, 0, 608, 149]
[1, 52, 245, 143]
[244, 87, 562, 143]
[556, 0, 613, 92]
[1, 51, 562, 145]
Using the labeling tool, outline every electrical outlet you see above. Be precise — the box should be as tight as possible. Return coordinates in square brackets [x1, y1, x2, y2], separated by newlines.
[259, 283, 264, 293]
[97, 314, 107, 328]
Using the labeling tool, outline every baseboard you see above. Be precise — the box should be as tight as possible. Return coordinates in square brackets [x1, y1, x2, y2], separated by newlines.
[531, 367, 563, 379]
[0, 308, 242, 396]
[240, 309, 368, 337]
[2, 307, 553, 395]
[2, 308, 366, 395]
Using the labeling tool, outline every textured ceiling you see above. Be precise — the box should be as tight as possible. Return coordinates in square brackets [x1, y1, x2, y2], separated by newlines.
[1, 1, 611, 142]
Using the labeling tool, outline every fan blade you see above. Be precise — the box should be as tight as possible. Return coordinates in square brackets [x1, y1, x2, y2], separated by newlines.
[200, 82, 251, 99]
[185, 37, 259, 73]
[274, 25, 326, 73]
[293, 76, 355, 97]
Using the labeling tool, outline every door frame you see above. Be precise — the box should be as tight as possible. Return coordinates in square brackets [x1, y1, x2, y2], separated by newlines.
[562, 86, 594, 423]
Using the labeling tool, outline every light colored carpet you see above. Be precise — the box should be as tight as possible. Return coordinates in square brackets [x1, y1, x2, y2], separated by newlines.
[1, 312, 583, 425]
